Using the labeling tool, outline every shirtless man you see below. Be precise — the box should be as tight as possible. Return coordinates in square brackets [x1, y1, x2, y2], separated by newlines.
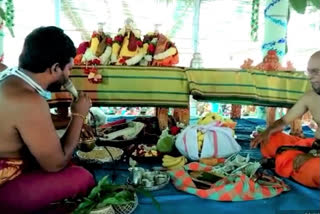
[251, 51, 320, 188]
[0, 26, 95, 213]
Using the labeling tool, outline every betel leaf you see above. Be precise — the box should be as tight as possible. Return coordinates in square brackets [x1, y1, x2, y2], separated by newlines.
[88, 185, 101, 200]
[97, 176, 110, 188]
[310, 0, 320, 9]
[289, 0, 307, 14]
[97, 189, 134, 208]
[73, 198, 95, 214]
[136, 187, 160, 210]
[97, 195, 128, 207]
[114, 190, 135, 202]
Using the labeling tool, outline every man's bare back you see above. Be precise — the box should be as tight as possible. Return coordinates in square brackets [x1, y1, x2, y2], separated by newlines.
[0, 76, 46, 158]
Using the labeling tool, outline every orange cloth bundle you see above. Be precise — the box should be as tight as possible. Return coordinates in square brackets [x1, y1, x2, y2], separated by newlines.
[262, 132, 320, 188]
[0, 158, 23, 186]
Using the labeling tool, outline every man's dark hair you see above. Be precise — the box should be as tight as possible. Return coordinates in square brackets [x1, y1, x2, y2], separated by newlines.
[19, 26, 76, 73]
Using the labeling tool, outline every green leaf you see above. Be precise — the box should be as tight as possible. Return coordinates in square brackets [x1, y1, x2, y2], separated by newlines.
[310, 0, 320, 9]
[88, 186, 101, 200]
[136, 188, 160, 210]
[97, 176, 110, 188]
[97, 196, 127, 206]
[289, 0, 307, 14]
[73, 198, 95, 214]
[114, 190, 134, 202]
[0, 8, 5, 20]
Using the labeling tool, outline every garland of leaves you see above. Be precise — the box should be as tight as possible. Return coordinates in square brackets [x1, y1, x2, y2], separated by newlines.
[250, 0, 259, 42]
[0, 0, 14, 37]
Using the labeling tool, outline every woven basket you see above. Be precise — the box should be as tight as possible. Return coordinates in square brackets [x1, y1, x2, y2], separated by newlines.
[112, 193, 138, 214]
[90, 205, 115, 214]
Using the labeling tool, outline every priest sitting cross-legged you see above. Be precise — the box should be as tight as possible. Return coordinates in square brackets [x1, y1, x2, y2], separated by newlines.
[0, 26, 95, 213]
[251, 51, 320, 189]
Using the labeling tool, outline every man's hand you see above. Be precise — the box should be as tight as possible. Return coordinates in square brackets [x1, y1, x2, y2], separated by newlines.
[293, 153, 314, 171]
[71, 91, 92, 117]
[250, 130, 270, 148]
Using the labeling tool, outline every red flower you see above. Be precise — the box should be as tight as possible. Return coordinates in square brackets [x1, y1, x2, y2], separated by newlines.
[88, 59, 101, 65]
[119, 58, 126, 65]
[92, 58, 101, 65]
[83, 67, 97, 74]
[170, 126, 180, 136]
[136, 40, 143, 47]
[147, 44, 155, 54]
[91, 32, 98, 38]
[268, 50, 277, 56]
[88, 73, 103, 84]
[105, 37, 113, 45]
[114, 35, 124, 43]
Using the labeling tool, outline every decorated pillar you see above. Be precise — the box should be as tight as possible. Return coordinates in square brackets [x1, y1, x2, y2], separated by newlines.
[189, 0, 201, 121]
[262, 0, 289, 126]
[262, 0, 288, 60]
[54, 0, 61, 27]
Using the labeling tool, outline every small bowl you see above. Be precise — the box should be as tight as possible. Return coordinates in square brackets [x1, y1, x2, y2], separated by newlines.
[79, 138, 96, 152]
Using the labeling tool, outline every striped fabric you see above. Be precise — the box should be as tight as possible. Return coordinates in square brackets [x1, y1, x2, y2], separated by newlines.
[168, 162, 290, 201]
[48, 67, 310, 108]
[186, 68, 311, 108]
[48, 66, 189, 107]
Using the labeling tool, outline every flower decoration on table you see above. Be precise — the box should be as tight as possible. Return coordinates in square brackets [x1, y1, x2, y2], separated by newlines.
[75, 25, 113, 66]
[74, 24, 110, 84]
[110, 18, 147, 66]
[241, 50, 295, 71]
[84, 59, 102, 84]
[140, 31, 179, 66]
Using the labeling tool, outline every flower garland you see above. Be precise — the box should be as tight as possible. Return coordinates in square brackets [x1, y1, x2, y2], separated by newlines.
[250, 0, 259, 42]
[0, 0, 14, 37]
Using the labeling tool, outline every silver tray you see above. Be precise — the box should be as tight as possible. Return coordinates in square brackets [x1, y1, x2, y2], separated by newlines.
[76, 146, 123, 164]
[127, 174, 170, 191]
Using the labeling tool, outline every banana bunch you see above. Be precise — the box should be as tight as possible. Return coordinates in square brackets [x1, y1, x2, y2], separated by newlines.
[197, 131, 204, 152]
[162, 155, 187, 169]
[197, 112, 222, 125]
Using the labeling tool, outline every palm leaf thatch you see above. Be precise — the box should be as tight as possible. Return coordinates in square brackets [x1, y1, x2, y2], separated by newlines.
[61, 0, 90, 40]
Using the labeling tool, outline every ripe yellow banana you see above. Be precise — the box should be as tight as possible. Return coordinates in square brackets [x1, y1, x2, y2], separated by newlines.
[162, 156, 183, 168]
[168, 158, 186, 169]
[163, 156, 188, 169]
[163, 155, 177, 161]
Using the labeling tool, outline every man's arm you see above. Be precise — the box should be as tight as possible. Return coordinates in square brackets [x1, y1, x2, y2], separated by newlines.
[251, 94, 308, 148]
[16, 94, 84, 172]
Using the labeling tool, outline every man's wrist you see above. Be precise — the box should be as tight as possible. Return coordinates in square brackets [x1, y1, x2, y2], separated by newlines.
[71, 113, 86, 123]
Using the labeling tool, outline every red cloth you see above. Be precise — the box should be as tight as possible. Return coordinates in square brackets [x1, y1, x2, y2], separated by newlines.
[0, 165, 95, 214]
[262, 132, 320, 188]
[99, 118, 126, 129]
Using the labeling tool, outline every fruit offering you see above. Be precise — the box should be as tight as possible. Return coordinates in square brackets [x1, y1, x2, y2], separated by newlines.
[162, 155, 187, 169]
[131, 144, 159, 157]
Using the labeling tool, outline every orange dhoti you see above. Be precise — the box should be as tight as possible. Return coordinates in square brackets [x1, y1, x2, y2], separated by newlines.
[0, 158, 23, 186]
[261, 132, 320, 188]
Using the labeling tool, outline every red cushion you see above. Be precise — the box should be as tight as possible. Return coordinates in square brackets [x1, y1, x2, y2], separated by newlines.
[0, 165, 95, 214]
